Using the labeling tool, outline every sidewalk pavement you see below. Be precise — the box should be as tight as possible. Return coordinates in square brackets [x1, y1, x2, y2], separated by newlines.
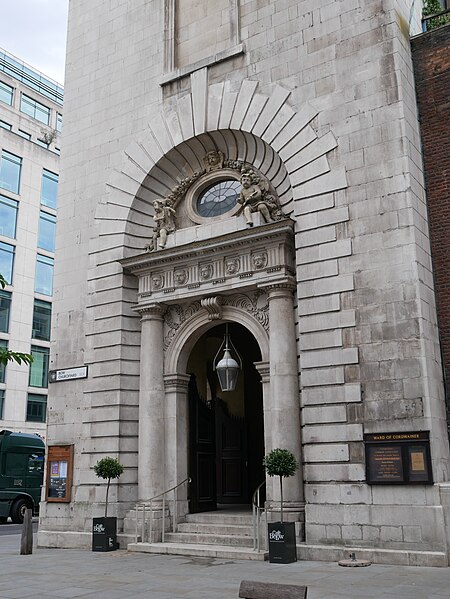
[0, 533, 449, 599]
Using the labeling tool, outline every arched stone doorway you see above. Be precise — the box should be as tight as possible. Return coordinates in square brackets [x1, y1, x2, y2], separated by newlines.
[186, 322, 264, 513]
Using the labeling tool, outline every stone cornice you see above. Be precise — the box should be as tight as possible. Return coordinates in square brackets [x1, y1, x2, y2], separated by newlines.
[120, 220, 295, 306]
[120, 220, 294, 272]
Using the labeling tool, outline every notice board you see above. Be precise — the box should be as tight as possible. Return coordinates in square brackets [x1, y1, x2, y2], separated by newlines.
[46, 445, 74, 502]
[364, 431, 432, 485]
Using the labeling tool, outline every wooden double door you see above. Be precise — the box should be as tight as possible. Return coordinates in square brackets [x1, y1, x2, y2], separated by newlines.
[188, 376, 254, 513]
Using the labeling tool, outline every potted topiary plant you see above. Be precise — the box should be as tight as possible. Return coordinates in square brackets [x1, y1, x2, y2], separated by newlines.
[263, 448, 299, 564]
[92, 457, 124, 552]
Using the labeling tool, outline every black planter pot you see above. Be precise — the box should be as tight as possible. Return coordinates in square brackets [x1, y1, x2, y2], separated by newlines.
[92, 517, 117, 552]
[268, 521, 297, 564]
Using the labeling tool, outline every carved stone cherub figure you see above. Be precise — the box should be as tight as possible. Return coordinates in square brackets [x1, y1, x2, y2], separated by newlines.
[238, 169, 278, 227]
[145, 196, 176, 251]
[203, 150, 224, 172]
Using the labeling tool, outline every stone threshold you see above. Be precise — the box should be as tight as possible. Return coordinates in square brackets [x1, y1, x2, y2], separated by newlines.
[128, 541, 267, 561]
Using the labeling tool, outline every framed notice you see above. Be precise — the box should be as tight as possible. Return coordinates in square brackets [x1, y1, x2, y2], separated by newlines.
[46, 445, 74, 502]
[364, 431, 432, 485]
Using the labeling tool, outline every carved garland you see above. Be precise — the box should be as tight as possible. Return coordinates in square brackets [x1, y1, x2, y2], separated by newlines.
[146, 152, 287, 251]
[163, 290, 269, 350]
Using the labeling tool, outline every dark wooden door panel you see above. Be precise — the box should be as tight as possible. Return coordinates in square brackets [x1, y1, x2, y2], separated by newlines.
[216, 398, 248, 504]
[189, 375, 216, 513]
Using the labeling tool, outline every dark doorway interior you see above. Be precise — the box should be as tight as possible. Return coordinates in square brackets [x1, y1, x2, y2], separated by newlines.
[188, 323, 264, 513]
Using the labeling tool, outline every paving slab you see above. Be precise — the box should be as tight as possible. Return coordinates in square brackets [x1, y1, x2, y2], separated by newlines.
[0, 533, 449, 599]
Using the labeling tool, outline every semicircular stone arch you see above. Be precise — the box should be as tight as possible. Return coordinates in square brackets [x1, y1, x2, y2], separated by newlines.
[97, 77, 348, 260]
[164, 304, 270, 375]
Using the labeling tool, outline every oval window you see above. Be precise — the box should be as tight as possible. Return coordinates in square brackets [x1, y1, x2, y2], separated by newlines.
[196, 180, 240, 218]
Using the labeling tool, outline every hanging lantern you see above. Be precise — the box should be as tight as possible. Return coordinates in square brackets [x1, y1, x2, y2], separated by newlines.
[213, 324, 242, 392]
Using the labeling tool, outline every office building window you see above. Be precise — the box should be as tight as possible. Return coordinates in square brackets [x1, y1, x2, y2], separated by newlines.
[53, 147, 61, 156]
[32, 300, 51, 341]
[20, 94, 50, 125]
[0, 390, 4, 419]
[38, 211, 56, 252]
[0, 150, 22, 194]
[0, 290, 11, 333]
[0, 81, 13, 106]
[41, 169, 58, 209]
[17, 130, 31, 140]
[0, 339, 6, 383]
[29, 345, 49, 388]
[35, 254, 54, 296]
[0, 241, 14, 284]
[0, 195, 18, 239]
[26, 393, 47, 422]
[56, 113, 62, 132]
[36, 139, 49, 149]
[0, 120, 11, 131]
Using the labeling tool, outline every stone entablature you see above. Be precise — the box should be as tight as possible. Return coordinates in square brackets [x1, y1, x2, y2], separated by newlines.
[120, 220, 295, 305]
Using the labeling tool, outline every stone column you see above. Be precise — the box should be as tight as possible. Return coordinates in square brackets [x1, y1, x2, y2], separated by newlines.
[164, 373, 191, 518]
[265, 281, 304, 504]
[136, 303, 166, 501]
[255, 361, 274, 501]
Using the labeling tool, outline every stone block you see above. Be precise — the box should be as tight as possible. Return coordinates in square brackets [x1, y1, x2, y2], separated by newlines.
[297, 258, 338, 282]
[301, 366, 345, 387]
[342, 525, 363, 540]
[302, 384, 361, 405]
[297, 274, 354, 298]
[297, 225, 337, 247]
[300, 347, 358, 369]
[297, 239, 352, 265]
[302, 424, 363, 444]
[297, 293, 340, 316]
[303, 443, 349, 462]
[299, 309, 356, 332]
[305, 464, 366, 482]
[302, 405, 347, 424]
[299, 329, 342, 351]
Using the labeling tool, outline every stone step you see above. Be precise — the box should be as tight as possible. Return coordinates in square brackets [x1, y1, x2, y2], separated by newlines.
[128, 541, 267, 561]
[164, 532, 254, 547]
[185, 512, 253, 525]
[177, 522, 253, 536]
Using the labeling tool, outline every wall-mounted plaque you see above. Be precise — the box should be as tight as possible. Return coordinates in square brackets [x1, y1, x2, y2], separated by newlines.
[364, 431, 432, 485]
[49, 366, 88, 383]
[46, 445, 74, 502]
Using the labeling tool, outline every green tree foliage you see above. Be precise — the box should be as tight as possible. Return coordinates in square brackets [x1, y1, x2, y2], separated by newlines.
[263, 448, 298, 522]
[423, 0, 450, 30]
[94, 457, 124, 517]
[0, 275, 33, 367]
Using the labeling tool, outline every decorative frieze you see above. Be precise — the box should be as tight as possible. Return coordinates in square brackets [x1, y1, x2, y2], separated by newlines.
[121, 220, 295, 305]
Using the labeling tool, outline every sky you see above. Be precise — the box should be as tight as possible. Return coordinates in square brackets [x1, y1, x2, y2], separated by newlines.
[0, 0, 69, 85]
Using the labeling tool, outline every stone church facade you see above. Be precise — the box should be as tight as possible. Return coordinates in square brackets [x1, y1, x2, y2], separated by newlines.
[38, 1, 450, 565]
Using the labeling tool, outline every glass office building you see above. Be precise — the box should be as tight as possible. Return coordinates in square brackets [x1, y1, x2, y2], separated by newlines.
[0, 47, 62, 437]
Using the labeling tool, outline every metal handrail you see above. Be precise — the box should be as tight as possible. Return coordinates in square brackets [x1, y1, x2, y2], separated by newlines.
[251, 480, 266, 552]
[134, 477, 191, 544]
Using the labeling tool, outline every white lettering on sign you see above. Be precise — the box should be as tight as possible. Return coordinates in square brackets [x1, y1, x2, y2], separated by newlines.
[269, 530, 284, 541]
[93, 523, 105, 533]
[49, 366, 88, 383]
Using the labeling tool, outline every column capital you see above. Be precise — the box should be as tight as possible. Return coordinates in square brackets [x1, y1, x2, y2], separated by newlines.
[259, 276, 296, 298]
[133, 302, 166, 321]
[164, 373, 191, 392]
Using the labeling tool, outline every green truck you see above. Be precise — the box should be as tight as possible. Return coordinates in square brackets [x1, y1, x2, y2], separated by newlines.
[0, 430, 45, 523]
